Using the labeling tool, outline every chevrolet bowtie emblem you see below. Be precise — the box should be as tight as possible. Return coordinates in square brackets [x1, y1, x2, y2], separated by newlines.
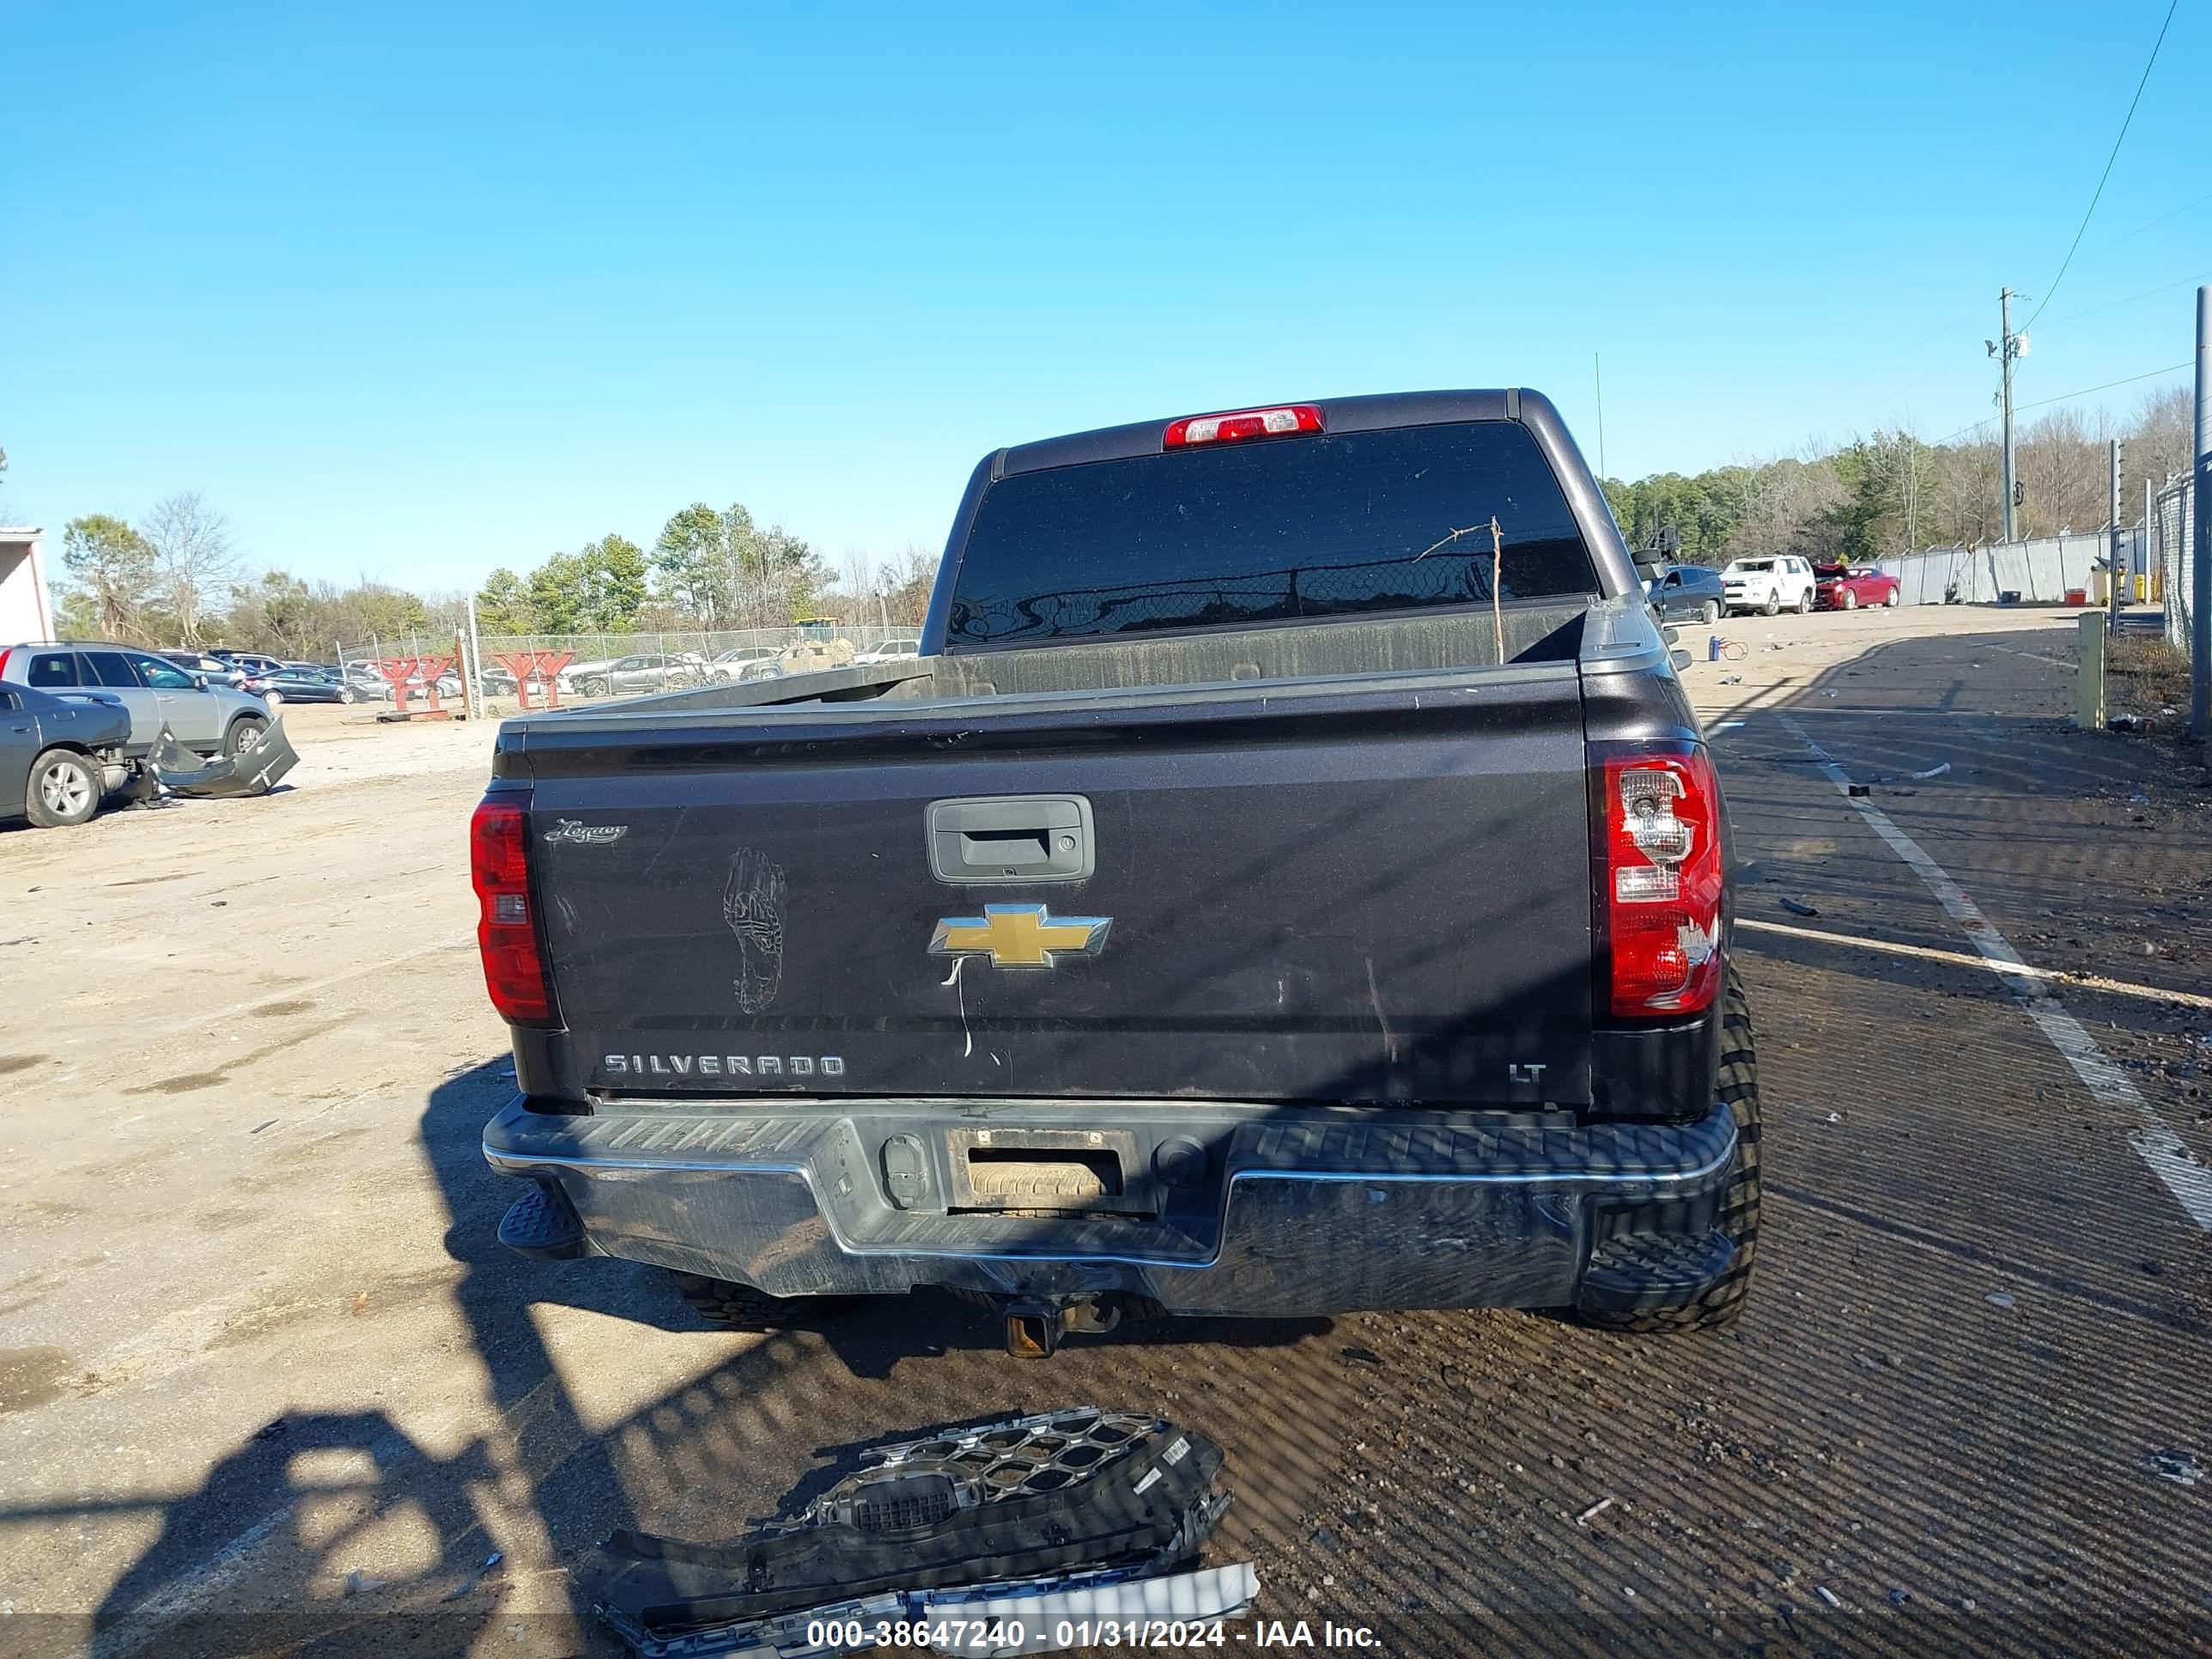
[929, 903, 1111, 969]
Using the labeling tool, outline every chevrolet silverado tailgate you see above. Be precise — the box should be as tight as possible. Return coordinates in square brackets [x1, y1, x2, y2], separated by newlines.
[516, 665, 1595, 1106]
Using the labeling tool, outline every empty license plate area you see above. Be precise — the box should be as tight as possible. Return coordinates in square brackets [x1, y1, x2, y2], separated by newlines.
[945, 1127, 1151, 1217]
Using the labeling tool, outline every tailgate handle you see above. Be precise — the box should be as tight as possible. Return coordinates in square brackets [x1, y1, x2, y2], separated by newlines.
[928, 795, 1094, 884]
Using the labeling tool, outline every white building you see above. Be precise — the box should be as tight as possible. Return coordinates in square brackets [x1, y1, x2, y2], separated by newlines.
[1, 528, 56, 644]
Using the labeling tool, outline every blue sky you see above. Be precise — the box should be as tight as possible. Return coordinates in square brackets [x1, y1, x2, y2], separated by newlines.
[5, 3, 2207, 594]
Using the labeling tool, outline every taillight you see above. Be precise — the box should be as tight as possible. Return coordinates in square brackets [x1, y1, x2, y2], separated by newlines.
[471, 797, 555, 1025]
[1595, 744, 1724, 1018]
[1163, 404, 1322, 448]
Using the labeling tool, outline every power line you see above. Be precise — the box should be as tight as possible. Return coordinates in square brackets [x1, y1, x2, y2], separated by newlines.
[1932, 359, 2191, 445]
[2043, 270, 2211, 328]
[2016, 358, 2189, 411]
[1833, 194, 2211, 417]
[2020, 0, 2181, 332]
[2075, 184, 2212, 264]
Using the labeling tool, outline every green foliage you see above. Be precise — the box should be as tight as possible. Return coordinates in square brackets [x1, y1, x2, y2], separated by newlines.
[575, 534, 648, 631]
[650, 503, 732, 619]
[230, 570, 319, 657]
[521, 537, 647, 635]
[473, 567, 535, 634]
[351, 584, 432, 642]
[59, 514, 157, 640]
[647, 501, 830, 625]
[526, 552, 587, 634]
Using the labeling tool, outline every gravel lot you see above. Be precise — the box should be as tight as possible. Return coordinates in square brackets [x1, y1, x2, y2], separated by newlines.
[2, 607, 2207, 1657]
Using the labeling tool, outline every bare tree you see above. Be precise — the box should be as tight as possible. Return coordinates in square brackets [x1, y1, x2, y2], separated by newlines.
[840, 545, 876, 603]
[141, 491, 240, 648]
[2125, 384, 2193, 487]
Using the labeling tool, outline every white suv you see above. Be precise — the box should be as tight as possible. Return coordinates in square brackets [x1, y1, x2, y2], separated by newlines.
[1721, 556, 1817, 617]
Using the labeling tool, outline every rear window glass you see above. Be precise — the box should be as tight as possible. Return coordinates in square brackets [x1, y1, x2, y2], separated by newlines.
[27, 653, 80, 687]
[945, 420, 1599, 649]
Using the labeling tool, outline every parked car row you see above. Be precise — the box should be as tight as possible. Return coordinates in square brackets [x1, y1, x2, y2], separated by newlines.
[0, 642, 274, 760]
[549, 641, 924, 698]
[1645, 558, 1902, 621]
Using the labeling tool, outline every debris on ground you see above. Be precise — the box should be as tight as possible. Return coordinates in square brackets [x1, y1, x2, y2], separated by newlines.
[146, 720, 300, 799]
[1780, 897, 1820, 918]
[1576, 1497, 1614, 1526]
[343, 1570, 392, 1596]
[1720, 674, 1743, 685]
[442, 1552, 504, 1601]
[1984, 1291, 2016, 1309]
[1911, 762, 1951, 779]
[584, 1409, 1250, 1657]
[2148, 1449, 2202, 1486]
[1815, 1585, 1842, 1608]
[1847, 783, 1870, 797]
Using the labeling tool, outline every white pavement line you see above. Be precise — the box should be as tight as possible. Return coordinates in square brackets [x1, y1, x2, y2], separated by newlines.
[1984, 640, 2075, 670]
[1776, 713, 2212, 1232]
[1737, 918, 2212, 1013]
[88, 1504, 293, 1659]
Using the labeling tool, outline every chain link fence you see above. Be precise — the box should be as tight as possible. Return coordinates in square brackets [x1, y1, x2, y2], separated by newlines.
[2151, 473, 2195, 654]
[334, 620, 927, 707]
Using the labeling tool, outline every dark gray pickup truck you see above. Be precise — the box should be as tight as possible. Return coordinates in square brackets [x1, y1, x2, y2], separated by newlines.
[475, 390, 1758, 1355]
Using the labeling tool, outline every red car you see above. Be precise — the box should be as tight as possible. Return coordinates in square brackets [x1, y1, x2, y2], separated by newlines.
[1814, 562, 1900, 611]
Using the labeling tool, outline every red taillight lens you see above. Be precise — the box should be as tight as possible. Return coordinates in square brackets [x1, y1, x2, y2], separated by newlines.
[1163, 404, 1322, 448]
[471, 797, 554, 1025]
[1597, 745, 1724, 1018]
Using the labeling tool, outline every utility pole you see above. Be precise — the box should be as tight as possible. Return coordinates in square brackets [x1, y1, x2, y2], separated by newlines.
[2108, 440, 2124, 629]
[2144, 475, 2155, 608]
[2191, 284, 2209, 740]
[1989, 289, 2025, 544]
[466, 593, 485, 712]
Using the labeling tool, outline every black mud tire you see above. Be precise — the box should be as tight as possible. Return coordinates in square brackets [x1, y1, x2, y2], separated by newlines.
[671, 1270, 847, 1331]
[225, 714, 268, 757]
[1761, 593, 1780, 617]
[1581, 967, 1761, 1334]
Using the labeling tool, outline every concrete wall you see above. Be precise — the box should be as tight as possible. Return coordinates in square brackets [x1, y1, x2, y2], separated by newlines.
[0, 531, 56, 645]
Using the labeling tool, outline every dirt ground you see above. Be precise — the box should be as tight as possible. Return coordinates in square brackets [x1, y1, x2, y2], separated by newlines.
[3, 605, 2209, 1657]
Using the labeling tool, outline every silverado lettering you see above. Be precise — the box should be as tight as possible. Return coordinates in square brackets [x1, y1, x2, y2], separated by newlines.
[601, 1054, 845, 1079]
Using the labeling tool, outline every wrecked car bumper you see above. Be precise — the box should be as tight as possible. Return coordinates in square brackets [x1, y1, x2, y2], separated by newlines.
[146, 721, 299, 797]
[483, 1096, 1739, 1319]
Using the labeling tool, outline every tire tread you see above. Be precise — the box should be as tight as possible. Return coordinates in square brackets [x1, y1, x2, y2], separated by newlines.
[1581, 967, 1760, 1334]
